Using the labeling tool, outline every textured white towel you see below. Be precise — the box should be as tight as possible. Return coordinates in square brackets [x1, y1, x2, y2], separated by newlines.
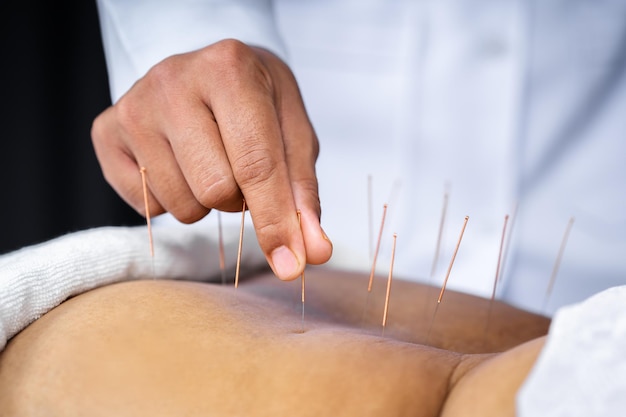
[0, 223, 266, 351]
[517, 285, 626, 416]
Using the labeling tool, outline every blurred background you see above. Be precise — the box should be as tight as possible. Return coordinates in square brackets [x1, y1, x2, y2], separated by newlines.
[0, 2, 142, 255]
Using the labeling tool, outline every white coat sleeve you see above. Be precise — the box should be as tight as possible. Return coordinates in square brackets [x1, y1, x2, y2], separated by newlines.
[516, 285, 626, 416]
[0, 223, 266, 351]
[95, 0, 287, 102]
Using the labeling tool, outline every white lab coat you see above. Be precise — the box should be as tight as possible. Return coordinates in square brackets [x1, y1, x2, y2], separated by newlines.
[94, 2, 626, 412]
[96, 0, 626, 316]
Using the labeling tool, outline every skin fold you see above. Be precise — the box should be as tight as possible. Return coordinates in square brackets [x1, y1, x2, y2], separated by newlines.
[0, 267, 550, 416]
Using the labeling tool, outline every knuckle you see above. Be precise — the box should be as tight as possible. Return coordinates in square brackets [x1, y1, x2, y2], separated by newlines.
[295, 176, 320, 201]
[120, 57, 183, 127]
[134, 200, 149, 218]
[286, 129, 320, 165]
[295, 177, 322, 214]
[146, 54, 182, 87]
[209, 39, 250, 63]
[304, 129, 321, 161]
[205, 39, 254, 71]
[195, 173, 240, 209]
[231, 146, 279, 189]
[90, 108, 120, 151]
[127, 187, 153, 218]
[202, 39, 273, 92]
[90, 114, 105, 145]
[114, 96, 143, 135]
[100, 168, 118, 192]
[170, 203, 207, 224]
[253, 217, 284, 248]
[310, 134, 320, 160]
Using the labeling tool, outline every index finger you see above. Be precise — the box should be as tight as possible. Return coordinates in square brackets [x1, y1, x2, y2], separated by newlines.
[210, 47, 305, 281]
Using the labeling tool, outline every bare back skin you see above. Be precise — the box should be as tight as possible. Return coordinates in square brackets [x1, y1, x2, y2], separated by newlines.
[0, 267, 549, 416]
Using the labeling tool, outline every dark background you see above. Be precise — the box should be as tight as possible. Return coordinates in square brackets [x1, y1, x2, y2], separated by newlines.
[0, 2, 143, 255]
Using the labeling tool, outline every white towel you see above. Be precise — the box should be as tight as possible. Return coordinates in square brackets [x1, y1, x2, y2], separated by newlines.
[0, 223, 266, 351]
[517, 285, 626, 416]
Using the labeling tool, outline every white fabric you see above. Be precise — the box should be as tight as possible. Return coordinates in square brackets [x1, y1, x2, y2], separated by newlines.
[0, 222, 266, 351]
[272, 0, 626, 316]
[517, 285, 626, 416]
[1, 4, 623, 413]
[91, 3, 626, 410]
[96, 0, 626, 317]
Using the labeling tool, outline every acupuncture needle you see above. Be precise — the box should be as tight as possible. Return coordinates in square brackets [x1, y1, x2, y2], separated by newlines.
[217, 211, 227, 285]
[368, 174, 373, 263]
[234, 199, 246, 288]
[430, 184, 450, 283]
[542, 216, 575, 312]
[139, 167, 155, 279]
[426, 215, 469, 345]
[483, 214, 509, 347]
[297, 209, 306, 331]
[381, 233, 397, 337]
[498, 201, 518, 290]
[362, 203, 388, 326]
[368, 204, 388, 292]
[424, 184, 450, 320]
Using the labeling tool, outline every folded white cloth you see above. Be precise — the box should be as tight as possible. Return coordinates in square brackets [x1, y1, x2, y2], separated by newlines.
[517, 285, 626, 416]
[0, 223, 266, 351]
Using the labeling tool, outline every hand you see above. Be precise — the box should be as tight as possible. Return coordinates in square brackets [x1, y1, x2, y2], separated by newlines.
[91, 39, 332, 280]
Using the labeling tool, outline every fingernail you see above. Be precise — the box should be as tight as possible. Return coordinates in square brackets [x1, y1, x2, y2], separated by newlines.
[271, 246, 300, 280]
